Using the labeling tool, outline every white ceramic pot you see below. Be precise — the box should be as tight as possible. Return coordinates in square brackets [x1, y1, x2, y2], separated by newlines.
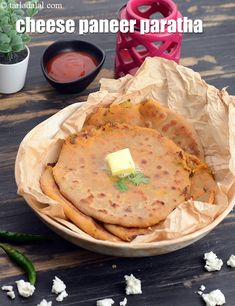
[0, 46, 30, 94]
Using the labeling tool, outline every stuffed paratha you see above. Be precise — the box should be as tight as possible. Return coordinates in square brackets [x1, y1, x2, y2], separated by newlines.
[40, 166, 121, 242]
[85, 99, 204, 159]
[53, 123, 195, 228]
[103, 155, 217, 242]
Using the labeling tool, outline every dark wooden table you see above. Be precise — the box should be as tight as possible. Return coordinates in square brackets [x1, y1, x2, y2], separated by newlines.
[1, 0, 235, 305]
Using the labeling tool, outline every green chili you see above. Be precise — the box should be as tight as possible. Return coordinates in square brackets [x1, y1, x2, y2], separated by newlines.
[0, 243, 36, 285]
[0, 230, 51, 244]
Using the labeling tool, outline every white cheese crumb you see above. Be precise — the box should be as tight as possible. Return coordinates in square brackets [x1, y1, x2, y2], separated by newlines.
[227, 254, 235, 267]
[16, 280, 35, 298]
[51, 276, 66, 294]
[1, 284, 15, 299]
[37, 299, 52, 306]
[198, 284, 206, 295]
[1, 285, 13, 291]
[7, 291, 15, 299]
[200, 285, 206, 291]
[204, 251, 223, 272]
[56, 290, 68, 302]
[124, 274, 142, 295]
[96, 298, 115, 306]
[202, 289, 226, 306]
[198, 291, 203, 296]
[120, 297, 127, 306]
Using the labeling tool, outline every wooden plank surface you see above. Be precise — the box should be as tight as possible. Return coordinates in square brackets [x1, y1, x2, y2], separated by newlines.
[0, 0, 235, 305]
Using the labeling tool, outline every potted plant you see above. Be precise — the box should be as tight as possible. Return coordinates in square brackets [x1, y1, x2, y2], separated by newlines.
[0, 0, 39, 94]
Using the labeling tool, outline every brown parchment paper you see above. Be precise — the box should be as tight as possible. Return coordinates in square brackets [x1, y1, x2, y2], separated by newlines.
[15, 57, 235, 244]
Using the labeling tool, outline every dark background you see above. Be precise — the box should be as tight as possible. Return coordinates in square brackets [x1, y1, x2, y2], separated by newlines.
[0, 0, 235, 305]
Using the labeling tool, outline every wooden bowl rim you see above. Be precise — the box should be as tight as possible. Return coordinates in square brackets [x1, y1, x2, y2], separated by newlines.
[15, 101, 235, 250]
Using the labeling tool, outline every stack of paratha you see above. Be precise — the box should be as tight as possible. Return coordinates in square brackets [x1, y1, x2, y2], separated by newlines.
[40, 99, 219, 242]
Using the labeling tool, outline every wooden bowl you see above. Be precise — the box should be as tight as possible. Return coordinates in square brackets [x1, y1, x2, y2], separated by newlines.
[15, 103, 235, 257]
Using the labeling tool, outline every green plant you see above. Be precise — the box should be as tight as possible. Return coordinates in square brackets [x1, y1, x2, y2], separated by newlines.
[0, 0, 39, 60]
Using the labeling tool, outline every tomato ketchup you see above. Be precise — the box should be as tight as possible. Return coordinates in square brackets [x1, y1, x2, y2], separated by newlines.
[46, 51, 98, 83]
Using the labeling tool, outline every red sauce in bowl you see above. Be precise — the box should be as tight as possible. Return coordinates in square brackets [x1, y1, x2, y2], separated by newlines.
[46, 51, 98, 83]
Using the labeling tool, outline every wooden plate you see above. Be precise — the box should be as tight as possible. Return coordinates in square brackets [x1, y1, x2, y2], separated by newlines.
[15, 102, 235, 257]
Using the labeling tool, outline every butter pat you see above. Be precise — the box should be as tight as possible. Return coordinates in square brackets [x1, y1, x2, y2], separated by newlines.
[106, 148, 135, 176]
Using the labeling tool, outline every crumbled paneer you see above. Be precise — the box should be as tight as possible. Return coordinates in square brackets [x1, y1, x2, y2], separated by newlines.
[51, 276, 66, 294]
[227, 254, 235, 267]
[37, 299, 52, 306]
[16, 280, 35, 298]
[202, 289, 226, 306]
[124, 274, 142, 295]
[96, 298, 115, 306]
[200, 285, 206, 291]
[1, 284, 15, 299]
[198, 285, 206, 296]
[7, 291, 15, 299]
[56, 290, 68, 302]
[204, 251, 223, 272]
[120, 297, 127, 306]
[1, 285, 13, 292]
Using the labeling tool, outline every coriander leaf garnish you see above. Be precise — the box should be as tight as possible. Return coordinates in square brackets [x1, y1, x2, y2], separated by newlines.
[114, 171, 150, 192]
[115, 178, 128, 192]
[128, 171, 150, 186]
